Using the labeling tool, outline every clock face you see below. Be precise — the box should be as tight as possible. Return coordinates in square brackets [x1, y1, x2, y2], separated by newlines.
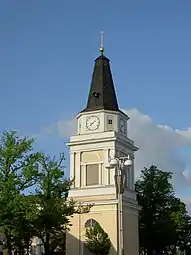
[86, 116, 100, 131]
[119, 118, 126, 133]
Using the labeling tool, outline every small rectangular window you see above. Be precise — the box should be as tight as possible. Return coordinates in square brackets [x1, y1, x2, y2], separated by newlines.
[86, 164, 99, 186]
[108, 119, 112, 124]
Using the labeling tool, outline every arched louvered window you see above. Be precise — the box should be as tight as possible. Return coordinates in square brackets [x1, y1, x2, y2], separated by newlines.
[84, 218, 98, 228]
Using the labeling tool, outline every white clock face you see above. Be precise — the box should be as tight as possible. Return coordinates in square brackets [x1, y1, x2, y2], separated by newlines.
[119, 118, 126, 133]
[86, 116, 100, 131]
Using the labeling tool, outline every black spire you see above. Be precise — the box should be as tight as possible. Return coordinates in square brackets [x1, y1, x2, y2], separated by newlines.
[81, 53, 119, 113]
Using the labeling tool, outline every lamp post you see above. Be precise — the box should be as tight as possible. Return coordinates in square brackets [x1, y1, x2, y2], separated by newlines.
[106, 155, 133, 255]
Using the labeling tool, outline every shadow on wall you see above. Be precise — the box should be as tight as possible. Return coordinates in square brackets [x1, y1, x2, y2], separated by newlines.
[66, 231, 117, 255]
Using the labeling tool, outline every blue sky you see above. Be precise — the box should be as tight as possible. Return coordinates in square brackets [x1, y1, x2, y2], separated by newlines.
[0, 1, 191, 196]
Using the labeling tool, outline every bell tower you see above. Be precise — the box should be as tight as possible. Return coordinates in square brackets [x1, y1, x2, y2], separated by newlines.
[66, 36, 139, 255]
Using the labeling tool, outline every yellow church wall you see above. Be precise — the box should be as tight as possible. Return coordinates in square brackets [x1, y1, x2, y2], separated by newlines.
[122, 205, 139, 255]
[66, 203, 118, 255]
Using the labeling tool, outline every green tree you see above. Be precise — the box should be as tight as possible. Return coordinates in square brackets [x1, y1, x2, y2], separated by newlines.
[49, 230, 66, 255]
[85, 223, 111, 255]
[32, 153, 77, 255]
[0, 130, 41, 255]
[135, 165, 190, 255]
[5, 195, 38, 255]
[0, 130, 91, 255]
[177, 213, 191, 254]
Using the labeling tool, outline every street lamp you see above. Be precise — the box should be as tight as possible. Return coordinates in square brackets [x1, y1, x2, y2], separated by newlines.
[109, 155, 132, 168]
[106, 155, 133, 255]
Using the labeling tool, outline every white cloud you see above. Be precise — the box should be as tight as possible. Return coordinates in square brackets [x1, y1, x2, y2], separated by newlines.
[49, 108, 191, 192]
[57, 119, 76, 138]
[123, 109, 191, 190]
[40, 120, 76, 138]
[180, 195, 191, 214]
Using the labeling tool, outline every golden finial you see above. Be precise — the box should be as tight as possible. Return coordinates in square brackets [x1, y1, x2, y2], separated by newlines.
[100, 30, 104, 55]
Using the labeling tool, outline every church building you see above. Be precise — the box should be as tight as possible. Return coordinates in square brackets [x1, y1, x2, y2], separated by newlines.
[66, 40, 139, 255]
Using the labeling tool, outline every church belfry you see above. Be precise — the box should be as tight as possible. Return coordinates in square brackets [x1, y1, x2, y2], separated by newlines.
[66, 34, 139, 255]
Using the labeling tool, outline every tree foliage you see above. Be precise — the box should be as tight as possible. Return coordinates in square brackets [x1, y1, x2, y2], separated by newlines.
[0, 130, 80, 255]
[85, 223, 111, 255]
[177, 213, 191, 254]
[0, 130, 41, 254]
[32, 153, 76, 255]
[135, 165, 191, 255]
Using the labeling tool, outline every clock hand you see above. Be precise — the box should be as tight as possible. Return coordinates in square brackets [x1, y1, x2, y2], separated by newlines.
[90, 121, 96, 126]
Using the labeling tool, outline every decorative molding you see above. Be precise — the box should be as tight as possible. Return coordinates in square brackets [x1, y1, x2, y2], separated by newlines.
[80, 161, 104, 165]
[69, 186, 117, 198]
[69, 144, 115, 153]
[67, 130, 137, 151]
[76, 109, 129, 120]
[99, 163, 102, 185]
[75, 152, 81, 188]
[69, 185, 137, 203]
[91, 208, 117, 213]
[67, 137, 116, 146]
[76, 199, 116, 207]
[72, 199, 139, 213]
[83, 164, 86, 187]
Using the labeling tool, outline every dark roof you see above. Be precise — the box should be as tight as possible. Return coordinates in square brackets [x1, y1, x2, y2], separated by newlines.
[81, 54, 119, 113]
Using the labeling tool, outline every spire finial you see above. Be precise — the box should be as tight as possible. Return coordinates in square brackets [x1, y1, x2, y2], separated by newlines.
[100, 30, 104, 55]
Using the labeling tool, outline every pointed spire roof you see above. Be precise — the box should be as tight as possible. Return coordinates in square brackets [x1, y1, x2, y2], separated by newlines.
[81, 41, 119, 113]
